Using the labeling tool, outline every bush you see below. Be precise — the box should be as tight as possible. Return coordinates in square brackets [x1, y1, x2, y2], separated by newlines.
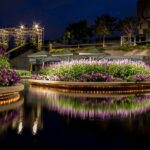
[0, 56, 10, 69]
[0, 68, 20, 86]
[15, 70, 31, 77]
[78, 73, 113, 82]
[127, 74, 150, 82]
[38, 59, 150, 82]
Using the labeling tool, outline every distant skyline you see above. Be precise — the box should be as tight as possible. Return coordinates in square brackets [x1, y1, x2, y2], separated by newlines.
[0, 0, 137, 39]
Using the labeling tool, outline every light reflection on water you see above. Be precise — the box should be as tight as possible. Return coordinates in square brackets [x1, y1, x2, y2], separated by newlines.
[28, 85, 150, 120]
[1, 81, 150, 147]
[0, 97, 23, 136]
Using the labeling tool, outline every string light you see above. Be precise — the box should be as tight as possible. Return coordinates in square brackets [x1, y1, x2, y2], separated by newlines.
[0, 94, 20, 105]
[30, 81, 150, 94]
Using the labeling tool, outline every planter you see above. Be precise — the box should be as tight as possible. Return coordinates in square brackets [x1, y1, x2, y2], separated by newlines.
[0, 84, 24, 95]
[29, 79, 150, 94]
[0, 97, 24, 112]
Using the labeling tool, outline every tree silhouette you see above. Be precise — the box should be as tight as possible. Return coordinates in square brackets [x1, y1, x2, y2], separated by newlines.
[66, 20, 91, 43]
[94, 14, 117, 47]
[118, 17, 138, 45]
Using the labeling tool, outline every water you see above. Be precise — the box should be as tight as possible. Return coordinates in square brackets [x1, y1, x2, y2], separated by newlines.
[1, 80, 150, 149]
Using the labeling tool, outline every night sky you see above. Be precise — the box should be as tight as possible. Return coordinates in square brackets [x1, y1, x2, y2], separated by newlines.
[0, 0, 136, 39]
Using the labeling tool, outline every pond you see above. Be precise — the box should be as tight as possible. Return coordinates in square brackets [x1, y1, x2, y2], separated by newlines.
[1, 80, 150, 149]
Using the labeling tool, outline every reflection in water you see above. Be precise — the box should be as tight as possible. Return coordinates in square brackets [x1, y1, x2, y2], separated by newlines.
[28, 85, 150, 120]
[0, 94, 23, 135]
[2, 82, 150, 146]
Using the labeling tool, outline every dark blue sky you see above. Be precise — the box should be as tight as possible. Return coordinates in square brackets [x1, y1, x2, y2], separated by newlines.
[0, 0, 137, 39]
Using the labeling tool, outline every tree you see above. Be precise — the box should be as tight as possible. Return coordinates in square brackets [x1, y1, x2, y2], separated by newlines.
[118, 17, 138, 45]
[66, 20, 91, 43]
[94, 14, 117, 47]
[63, 31, 73, 44]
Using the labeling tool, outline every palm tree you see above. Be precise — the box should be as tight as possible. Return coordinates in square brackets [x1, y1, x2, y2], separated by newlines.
[94, 14, 116, 47]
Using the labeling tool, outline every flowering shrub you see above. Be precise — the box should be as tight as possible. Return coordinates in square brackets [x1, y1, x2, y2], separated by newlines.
[36, 59, 150, 82]
[0, 56, 10, 70]
[128, 74, 150, 82]
[78, 73, 113, 82]
[0, 47, 20, 86]
[31, 74, 74, 81]
[0, 68, 20, 86]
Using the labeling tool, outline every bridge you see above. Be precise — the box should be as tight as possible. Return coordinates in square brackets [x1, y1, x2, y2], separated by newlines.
[0, 24, 44, 51]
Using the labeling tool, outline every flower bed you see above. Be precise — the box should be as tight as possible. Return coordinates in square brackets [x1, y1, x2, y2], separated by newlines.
[33, 59, 150, 82]
[0, 55, 20, 86]
[0, 68, 20, 86]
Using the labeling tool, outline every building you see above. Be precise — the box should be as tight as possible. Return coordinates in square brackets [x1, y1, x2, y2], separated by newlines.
[138, 0, 150, 41]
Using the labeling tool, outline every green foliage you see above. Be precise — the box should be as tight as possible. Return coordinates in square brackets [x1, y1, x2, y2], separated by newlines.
[40, 63, 150, 80]
[95, 14, 116, 36]
[120, 45, 136, 51]
[137, 45, 150, 50]
[96, 47, 106, 51]
[105, 64, 150, 78]
[65, 20, 92, 42]
[0, 56, 10, 69]
[15, 70, 31, 77]
[49, 49, 65, 53]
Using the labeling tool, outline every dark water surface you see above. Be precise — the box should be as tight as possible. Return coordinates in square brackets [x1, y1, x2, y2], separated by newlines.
[1, 80, 150, 149]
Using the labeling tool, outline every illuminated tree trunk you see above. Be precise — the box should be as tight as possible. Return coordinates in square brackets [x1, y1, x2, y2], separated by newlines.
[103, 35, 105, 48]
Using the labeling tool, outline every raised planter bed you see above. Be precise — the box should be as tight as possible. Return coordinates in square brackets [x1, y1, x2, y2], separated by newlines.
[0, 97, 24, 112]
[0, 84, 24, 95]
[29, 79, 150, 94]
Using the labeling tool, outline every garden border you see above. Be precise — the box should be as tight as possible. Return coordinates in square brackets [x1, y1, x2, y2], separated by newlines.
[29, 79, 150, 93]
[0, 97, 24, 112]
[0, 84, 24, 94]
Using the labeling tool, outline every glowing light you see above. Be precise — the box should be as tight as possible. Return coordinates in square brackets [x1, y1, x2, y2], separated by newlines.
[18, 121, 23, 134]
[32, 121, 38, 135]
[20, 25, 24, 29]
[34, 24, 39, 29]
[0, 94, 20, 105]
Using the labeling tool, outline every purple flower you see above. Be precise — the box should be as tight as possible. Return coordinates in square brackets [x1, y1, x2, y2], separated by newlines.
[78, 73, 113, 82]
[0, 68, 20, 86]
[132, 74, 150, 82]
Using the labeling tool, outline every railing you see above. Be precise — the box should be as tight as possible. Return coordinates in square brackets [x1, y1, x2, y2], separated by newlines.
[44, 42, 121, 50]
[5, 43, 35, 59]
